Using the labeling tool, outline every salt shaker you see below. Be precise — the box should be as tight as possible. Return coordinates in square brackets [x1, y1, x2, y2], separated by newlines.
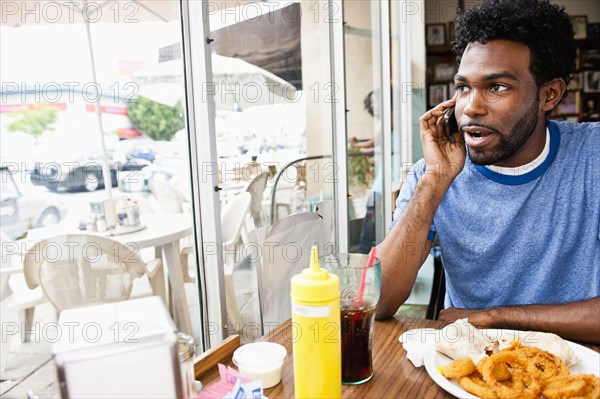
[126, 202, 140, 226]
[177, 333, 197, 399]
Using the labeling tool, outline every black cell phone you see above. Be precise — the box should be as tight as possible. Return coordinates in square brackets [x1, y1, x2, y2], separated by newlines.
[443, 106, 458, 138]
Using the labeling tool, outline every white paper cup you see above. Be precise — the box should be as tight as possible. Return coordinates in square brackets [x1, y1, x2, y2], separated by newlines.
[232, 342, 287, 388]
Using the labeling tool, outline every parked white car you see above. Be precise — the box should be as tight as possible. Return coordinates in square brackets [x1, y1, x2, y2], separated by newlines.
[1, 166, 67, 239]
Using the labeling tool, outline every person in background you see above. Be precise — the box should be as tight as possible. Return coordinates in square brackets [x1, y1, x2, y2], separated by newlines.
[375, 0, 599, 344]
[351, 91, 378, 149]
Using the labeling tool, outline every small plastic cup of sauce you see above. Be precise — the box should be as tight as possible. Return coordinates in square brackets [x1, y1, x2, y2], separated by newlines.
[232, 342, 287, 388]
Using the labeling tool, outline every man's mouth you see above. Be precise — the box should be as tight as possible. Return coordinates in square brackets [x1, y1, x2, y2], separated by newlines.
[468, 131, 488, 139]
[462, 126, 497, 147]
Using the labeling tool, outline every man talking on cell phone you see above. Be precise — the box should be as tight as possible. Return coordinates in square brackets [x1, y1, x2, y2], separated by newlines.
[375, 0, 600, 344]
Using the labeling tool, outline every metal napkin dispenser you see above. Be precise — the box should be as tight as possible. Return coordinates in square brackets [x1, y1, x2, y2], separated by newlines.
[52, 296, 183, 398]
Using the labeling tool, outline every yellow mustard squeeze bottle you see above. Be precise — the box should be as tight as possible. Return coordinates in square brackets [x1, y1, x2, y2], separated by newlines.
[291, 246, 341, 399]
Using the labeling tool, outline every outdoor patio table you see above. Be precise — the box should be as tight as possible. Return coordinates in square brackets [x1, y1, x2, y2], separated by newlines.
[17, 213, 194, 336]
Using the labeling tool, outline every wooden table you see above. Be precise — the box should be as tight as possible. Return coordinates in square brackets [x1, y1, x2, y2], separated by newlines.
[196, 316, 600, 398]
[3, 316, 598, 398]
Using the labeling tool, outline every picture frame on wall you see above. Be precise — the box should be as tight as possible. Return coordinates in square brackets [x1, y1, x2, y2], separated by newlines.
[428, 84, 448, 107]
[426, 24, 446, 46]
[571, 16, 587, 40]
[434, 63, 457, 82]
[557, 90, 579, 115]
[581, 49, 600, 69]
[583, 70, 600, 93]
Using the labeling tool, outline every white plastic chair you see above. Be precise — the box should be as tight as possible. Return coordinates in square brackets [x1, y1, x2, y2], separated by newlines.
[149, 178, 189, 213]
[246, 172, 269, 229]
[1, 232, 51, 376]
[251, 212, 325, 333]
[24, 234, 166, 313]
[220, 192, 251, 328]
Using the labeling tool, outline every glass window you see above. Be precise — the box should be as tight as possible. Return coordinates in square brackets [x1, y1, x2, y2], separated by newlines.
[1, 0, 203, 354]
[343, 1, 387, 254]
[198, 0, 338, 342]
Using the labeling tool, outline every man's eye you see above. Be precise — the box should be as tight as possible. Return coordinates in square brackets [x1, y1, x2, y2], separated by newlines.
[455, 84, 468, 92]
[491, 84, 508, 92]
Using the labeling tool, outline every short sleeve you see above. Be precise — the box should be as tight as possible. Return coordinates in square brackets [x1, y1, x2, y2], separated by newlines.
[388, 159, 437, 240]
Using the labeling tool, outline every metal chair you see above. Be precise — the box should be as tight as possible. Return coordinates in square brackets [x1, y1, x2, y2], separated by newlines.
[426, 246, 446, 320]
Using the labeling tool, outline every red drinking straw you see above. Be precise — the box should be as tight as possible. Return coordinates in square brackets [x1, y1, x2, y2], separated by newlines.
[354, 247, 377, 308]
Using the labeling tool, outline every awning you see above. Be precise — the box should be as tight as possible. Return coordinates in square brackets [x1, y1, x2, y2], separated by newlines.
[159, 2, 302, 89]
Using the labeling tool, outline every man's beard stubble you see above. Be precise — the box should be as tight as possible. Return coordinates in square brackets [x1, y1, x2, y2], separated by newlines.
[467, 97, 540, 166]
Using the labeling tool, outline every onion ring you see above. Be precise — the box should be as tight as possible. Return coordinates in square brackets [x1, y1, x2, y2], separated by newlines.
[481, 351, 541, 399]
[477, 358, 512, 382]
[441, 340, 598, 399]
[542, 374, 600, 399]
[459, 373, 499, 399]
[513, 345, 569, 382]
[443, 357, 476, 379]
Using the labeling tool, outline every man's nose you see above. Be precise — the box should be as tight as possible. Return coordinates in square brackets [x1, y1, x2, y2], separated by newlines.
[462, 90, 488, 119]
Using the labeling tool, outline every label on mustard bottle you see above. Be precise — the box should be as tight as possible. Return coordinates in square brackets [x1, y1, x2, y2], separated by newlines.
[292, 303, 330, 318]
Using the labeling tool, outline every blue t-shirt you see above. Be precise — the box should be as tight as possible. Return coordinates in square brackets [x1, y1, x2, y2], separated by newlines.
[391, 121, 600, 309]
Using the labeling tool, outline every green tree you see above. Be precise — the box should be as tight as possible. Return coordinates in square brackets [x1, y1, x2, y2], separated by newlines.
[128, 96, 184, 141]
[6, 104, 58, 139]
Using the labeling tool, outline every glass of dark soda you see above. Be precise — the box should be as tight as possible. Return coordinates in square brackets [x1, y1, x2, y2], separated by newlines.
[320, 253, 382, 385]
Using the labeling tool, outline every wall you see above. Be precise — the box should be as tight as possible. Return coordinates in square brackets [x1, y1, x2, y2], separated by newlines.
[424, 0, 600, 24]
[343, 1, 375, 143]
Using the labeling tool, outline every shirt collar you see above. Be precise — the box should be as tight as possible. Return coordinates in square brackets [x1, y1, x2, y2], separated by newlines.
[473, 121, 560, 185]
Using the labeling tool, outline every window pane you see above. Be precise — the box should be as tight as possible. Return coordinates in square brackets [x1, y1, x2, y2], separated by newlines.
[0, 0, 204, 361]
[343, 1, 386, 254]
[205, 1, 336, 341]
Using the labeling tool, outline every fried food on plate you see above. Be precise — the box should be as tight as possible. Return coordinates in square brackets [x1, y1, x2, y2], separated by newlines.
[476, 358, 511, 382]
[497, 329, 580, 368]
[513, 345, 570, 382]
[444, 346, 599, 399]
[442, 357, 476, 379]
[458, 373, 498, 399]
[481, 351, 542, 399]
[542, 374, 600, 399]
[435, 319, 580, 367]
[435, 320, 599, 399]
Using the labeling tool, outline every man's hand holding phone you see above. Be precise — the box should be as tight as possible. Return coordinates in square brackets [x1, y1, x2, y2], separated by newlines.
[418, 97, 466, 186]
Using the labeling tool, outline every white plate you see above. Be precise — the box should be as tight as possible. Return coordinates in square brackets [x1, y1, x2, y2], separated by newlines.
[423, 329, 600, 399]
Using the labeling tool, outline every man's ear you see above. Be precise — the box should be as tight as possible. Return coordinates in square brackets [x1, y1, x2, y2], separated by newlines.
[541, 78, 567, 112]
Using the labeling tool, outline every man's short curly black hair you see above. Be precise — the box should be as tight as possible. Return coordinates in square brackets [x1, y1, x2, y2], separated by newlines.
[452, 0, 576, 88]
